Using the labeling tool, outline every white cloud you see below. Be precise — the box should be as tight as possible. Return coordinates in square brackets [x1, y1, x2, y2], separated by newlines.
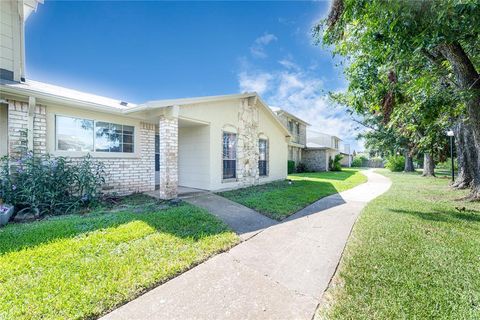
[250, 33, 278, 58]
[238, 71, 272, 95]
[237, 57, 364, 151]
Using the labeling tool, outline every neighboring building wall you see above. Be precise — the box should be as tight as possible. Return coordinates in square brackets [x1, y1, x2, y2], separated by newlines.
[302, 149, 328, 172]
[288, 145, 302, 163]
[0, 0, 24, 81]
[178, 125, 210, 189]
[340, 154, 351, 167]
[275, 112, 307, 146]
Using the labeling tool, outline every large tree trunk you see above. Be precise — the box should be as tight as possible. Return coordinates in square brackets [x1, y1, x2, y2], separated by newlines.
[452, 120, 476, 189]
[439, 42, 480, 199]
[422, 153, 435, 177]
[404, 152, 415, 172]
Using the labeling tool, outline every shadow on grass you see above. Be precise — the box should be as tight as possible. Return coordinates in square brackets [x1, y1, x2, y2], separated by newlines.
[0, 203, 229, 256]
[220, 179, 346, 221]
[391, 208, 480, 223]
[289, 169, 357, 181]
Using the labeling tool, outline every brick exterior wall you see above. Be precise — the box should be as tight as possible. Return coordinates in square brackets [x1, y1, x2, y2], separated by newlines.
[97, 122, 155, 195]
[158, 115, 178, 199]
[6, 99, 155, 196]
[302, 149, 328, 172]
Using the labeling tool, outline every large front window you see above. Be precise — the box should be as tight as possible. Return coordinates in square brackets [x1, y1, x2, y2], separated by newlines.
[56, 115, 134, 153]
[56, 116, 94, 151]
[258, 139, 268, 176]
[223, 132, 237, 179]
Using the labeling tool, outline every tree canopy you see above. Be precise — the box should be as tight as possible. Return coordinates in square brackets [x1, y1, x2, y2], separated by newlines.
[314, 0, 480, 198]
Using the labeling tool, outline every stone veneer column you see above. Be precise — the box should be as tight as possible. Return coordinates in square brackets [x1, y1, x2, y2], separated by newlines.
[7, 100, 47, 156]
[237, 97, 259, 186]
[158, 114, 178, 199]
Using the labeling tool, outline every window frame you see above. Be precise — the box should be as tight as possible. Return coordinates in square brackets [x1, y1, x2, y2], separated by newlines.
[222, 131, 237, 181]
[258, 138, 268, 177]
[54, 114, 137, 157]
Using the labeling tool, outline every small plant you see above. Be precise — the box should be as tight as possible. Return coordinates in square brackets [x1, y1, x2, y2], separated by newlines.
[329, 154, 343, 171]
[0, 152, 105, 218]
[287, 160, 296, 174]
[385, 155, 405, 172]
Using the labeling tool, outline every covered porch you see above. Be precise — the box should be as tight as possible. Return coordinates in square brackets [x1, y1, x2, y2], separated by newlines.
[150, 107, 211, 199]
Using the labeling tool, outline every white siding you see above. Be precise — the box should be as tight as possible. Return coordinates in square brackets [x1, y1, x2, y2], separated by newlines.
[0, 0, 23, 81]
[178, 125, 210, 189]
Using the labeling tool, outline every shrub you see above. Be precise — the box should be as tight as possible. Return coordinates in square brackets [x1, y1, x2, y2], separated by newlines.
[385, 155, 405, 172]
[288, 160, 296, 174]
[296, 162, 307, 173]
[436, 158, 458, 171]
[0, 152, 105, 217]
[351, 155, 368, 167]
[329, 154, 343, 171]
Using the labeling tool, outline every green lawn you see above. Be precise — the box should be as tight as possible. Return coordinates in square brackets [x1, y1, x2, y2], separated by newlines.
[318, 170, 480, 319]
[0, 196, 238, 320]
[219, 168, 367, 220]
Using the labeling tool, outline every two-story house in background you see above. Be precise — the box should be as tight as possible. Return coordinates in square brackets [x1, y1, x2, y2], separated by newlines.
[271, 108, 309, 164]
[273, 108, 352, 171]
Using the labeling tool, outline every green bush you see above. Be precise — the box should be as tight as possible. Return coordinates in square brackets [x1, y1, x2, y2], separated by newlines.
[385, 155, 405, 172]
[0, 152, 105, 217]
[351, 155, 368, 167]
[436, 158, 458, 171]
[329, 154, 343, 171]
[288, 160, 296, 174]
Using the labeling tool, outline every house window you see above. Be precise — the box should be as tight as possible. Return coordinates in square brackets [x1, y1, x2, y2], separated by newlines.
[155, 134, 160, 172]
[56, 115, 134, 153]
[223, 132, 237, 179]
[258, 139, 268, 176]
[296, 123, 300, 134]
[56, 116, 94, 151]
[95, 122, 134, 153]
[288, 120, 294, 133]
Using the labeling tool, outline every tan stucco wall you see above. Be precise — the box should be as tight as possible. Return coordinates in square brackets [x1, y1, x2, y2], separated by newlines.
[178, 125, 210, 189]
[179, 98, 288, 191]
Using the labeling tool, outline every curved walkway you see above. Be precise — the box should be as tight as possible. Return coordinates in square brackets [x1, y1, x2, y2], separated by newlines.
[101, 169, 391, 320]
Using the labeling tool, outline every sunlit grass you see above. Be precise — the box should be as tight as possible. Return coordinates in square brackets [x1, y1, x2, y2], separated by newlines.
[219, 169, 367, 220]
[318, 170, 480, 319]
[0, 202, 238, 320]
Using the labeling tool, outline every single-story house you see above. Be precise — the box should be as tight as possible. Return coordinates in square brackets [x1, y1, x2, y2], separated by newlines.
[0, 0, 290, 199]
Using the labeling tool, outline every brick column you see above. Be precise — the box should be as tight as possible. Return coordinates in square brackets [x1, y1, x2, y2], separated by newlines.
[159, 115, 178, 199]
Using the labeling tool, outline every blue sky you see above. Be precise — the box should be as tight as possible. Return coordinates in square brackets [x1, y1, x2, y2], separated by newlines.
[25, 1, 363, 151]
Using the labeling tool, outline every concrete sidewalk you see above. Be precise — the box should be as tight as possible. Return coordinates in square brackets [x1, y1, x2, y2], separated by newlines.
[101, 169, 391, 320]
[185, 193, 277, 241]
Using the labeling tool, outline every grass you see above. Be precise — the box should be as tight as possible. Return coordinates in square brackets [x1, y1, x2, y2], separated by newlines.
[219, 168, 367, 220]
[0, 195, 238, 320]
[318, 170, 480, 319]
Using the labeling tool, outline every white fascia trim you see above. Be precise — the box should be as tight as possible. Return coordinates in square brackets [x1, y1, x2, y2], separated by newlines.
[125, 92, 256, 114]
[0, 85, 125, 115]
